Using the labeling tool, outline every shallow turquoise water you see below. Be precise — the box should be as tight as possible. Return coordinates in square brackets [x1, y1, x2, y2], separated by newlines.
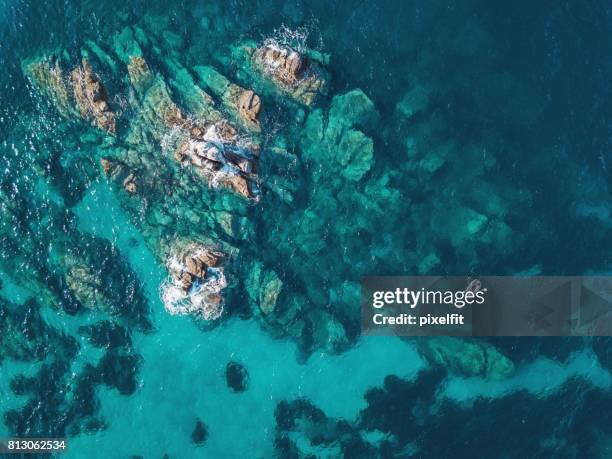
[1, 0, 612, 457]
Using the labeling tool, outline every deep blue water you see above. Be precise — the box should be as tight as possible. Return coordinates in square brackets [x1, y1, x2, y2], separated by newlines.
[0, 0, 611, 457]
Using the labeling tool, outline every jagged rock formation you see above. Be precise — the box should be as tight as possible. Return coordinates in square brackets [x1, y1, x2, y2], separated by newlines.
[70, 59, 116, 133]
[23, 55, 115, 133]
[174, 121, 260, 200]
[251, 40, 327, 105]
[160, 241, 227, 320]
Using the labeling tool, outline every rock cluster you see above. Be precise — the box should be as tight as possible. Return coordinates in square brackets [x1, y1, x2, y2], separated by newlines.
[161, 241, 227, 321]
[71, 59, 116, 133]
[168, 242, 223, 293]
[252, 41, 327, 105]
[255, 43, 306, 86]
[174, 121, 260, 200]
[23, 56, 116, 133]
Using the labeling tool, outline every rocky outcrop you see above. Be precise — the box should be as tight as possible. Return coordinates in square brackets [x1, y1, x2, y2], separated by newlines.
[252, 41, 327, 106]
[255, 43, 306, 86]
[23, 55, 115, 133]
[174, 122, 260, 200]
[192, 65, 262, 130]
[161, 241, 227, 321]
[70, 59, 116, 133]
[237, 89, 261, 125]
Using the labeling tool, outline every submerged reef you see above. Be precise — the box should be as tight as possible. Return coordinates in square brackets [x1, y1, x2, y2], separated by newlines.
[5, 10, 534, 447]
[0, 1, 609, 456]
[18, 19, 520, 367]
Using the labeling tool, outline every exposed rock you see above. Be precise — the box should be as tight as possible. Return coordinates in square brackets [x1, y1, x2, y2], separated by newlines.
[122, 173, 137, 194]
[220, 174, 254, 200]
[70, 59, 116, 133]
[174, 123, 259, 200]
[253, 41, 327, 105]
[161, 241, 227, 321]
[237, 89, 261, 125]
[184, 255, 205, 279]
[226, 361, 249, 392]
[100, 158, 112, 176]
[256, 43, 306, 85]
[167, 243, 223, 292]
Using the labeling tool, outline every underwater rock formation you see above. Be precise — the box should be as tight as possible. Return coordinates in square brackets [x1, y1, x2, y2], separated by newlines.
[192, 65, 263, 131]
[191, 419, 208, 445]
[160, 241, 227, 320]
[246, 262, 284, 316]
[301, 89, 378, 181]
[418, 337, 514, 380]
[22, 55, 74, 117]
[226, 361, 249, 392]
[18, 22, 524, 362]
[70, 58, 116, 133]
[24, 55, 115, 133]
[0, 299, 57, 363]
[275, 398, 385, 457]
[54, 233, 151, 329]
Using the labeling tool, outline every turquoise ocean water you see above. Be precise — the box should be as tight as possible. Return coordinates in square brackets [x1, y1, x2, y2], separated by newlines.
[1, 0, 612, 457]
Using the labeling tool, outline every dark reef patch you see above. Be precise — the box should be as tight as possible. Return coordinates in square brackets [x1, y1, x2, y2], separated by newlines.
[79, 320, 133, 349]
[273, 369, 612, 457]
[191, 418, 208, 445]
[226, 361, 249, 392]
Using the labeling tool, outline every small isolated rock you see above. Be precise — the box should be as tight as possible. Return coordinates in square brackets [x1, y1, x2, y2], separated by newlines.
[122, 173, 137, 194]
[100, 158, 112, 176]
[191, 419, 208, 445]
[226, 361, 249, 392]
[237, 89, 261, 124]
